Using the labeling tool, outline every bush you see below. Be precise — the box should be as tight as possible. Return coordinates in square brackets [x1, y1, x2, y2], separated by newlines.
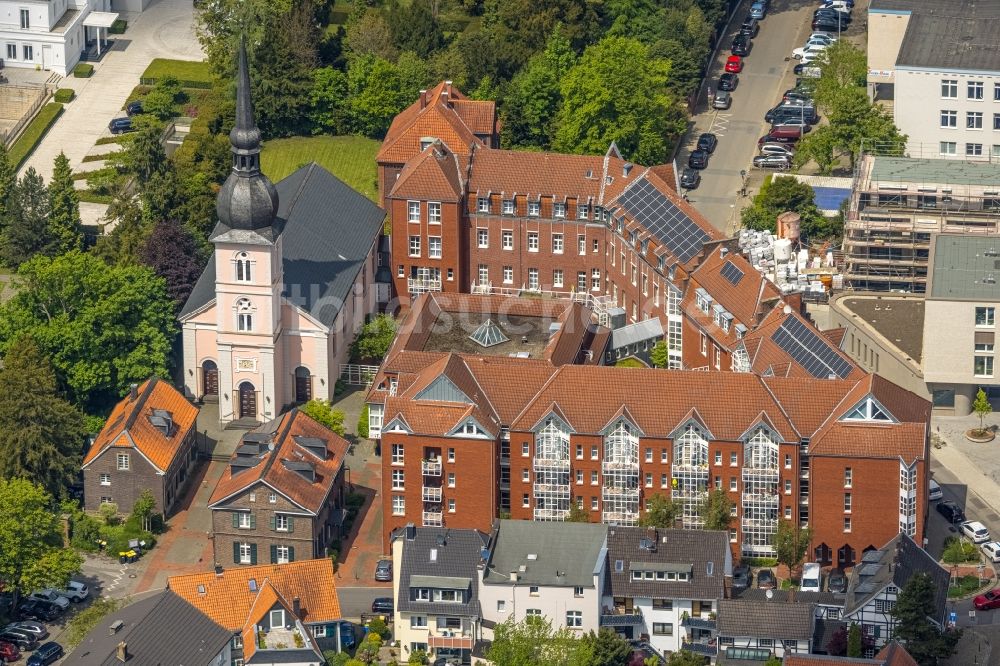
[73, 63, 94, 78]
[324, 651, 350, 666]
[943, 538, 978, 564]
[9, 102, 63, 168]
[300, 399, 347, 435]
[408, 649, 429, 664]
[140, 58, 213, 88]
[54, 88, 75, 103]
[65, 597, 124, 647]
[367, 616, 390, 640]
[83, 415, 106, 434]
[357, 404, 370, 438]
[109, 18, 127, 34]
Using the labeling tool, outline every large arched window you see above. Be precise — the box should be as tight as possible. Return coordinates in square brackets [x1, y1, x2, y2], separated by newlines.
[673, 424, 707, 467]
[236, 252, 252, 282]
[236, 298, 254, 332]
[536, 419, 570, 461]
[744, 427, 778, 470]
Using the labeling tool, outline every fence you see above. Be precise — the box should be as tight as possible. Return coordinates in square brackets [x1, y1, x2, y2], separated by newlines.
[339, 364, 379, 387]
[0, 83, 52, 148]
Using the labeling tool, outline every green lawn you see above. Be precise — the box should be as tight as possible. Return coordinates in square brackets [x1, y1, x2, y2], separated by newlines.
[141, 59, 213, 87]
[949, 575, 991, 598]
[10, 102, 63, 168]
[261, 135, 380, 202]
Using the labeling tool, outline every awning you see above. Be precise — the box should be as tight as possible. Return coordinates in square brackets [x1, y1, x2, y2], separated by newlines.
[428, 635, 474, 649]
[83, 11, 119, 28]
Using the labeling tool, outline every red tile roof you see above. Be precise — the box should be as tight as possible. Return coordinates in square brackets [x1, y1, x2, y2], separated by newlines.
[389, 140, 466, 201]
[451, 98, 498, 136]
[82, 377, 199, 473]
[876, 642, 920, 666]
[743, 307, 866, 381]
[208, 409, 349, 513]
[687, 244, 783, 335]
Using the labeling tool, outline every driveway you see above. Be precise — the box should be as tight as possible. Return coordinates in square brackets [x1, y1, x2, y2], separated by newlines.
[19, 0, 203, 181]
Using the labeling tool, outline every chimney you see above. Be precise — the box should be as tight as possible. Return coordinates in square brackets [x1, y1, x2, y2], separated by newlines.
[419, 89, 427, 109]
[405, 523, 416, 541]
[446, 80, 453, 97]
[720, 246, 729, 259]
[293, 597, 301, 619]
[214, 564, 224, 576]
[129, 383, 138, 401]
[623, 163, 633, 177]
[116, 641, 128, 663]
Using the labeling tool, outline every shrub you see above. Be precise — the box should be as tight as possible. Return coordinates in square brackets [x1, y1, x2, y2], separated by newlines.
[65, 597, 124, 647]
[54, 88, 75, 103]
[300, 399, 346, 435]
[943, 539, 978, 564]
[357, 404, 370, 438]
[408, 649, 429, 664]
[73, 63, 94, 78]
[324, 651, 350, 666]
[109, 18, 127, 34]
[98, 502, 119, 525]
[367, 617, 390, 640]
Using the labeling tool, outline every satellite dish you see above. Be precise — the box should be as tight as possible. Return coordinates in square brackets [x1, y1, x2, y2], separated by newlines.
[766, 589, 774, 599]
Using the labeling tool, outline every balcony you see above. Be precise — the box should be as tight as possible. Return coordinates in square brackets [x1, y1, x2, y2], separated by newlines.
[600, 607, 644, 627]
[533, 457, 570, 472]
[422, 486, 442, 502]
[602, 460, 639, 473]
[533, 507, 568, 520]
[533, 483, 571, 497]
[408, 278, 442, 294]
[799, 494, 809, 505]
[428, 633, 474, 650]
[741, 518, 778, 530]
[422, 459, 442, 476]
[681, 616, 717, 631]
[742, 492, 779, 506]
[422, 511, 442, 527]
[602, 485, 640, 498]
[672, 489, 708, 501]
[681, 641, 718, 657]
[602, 510, 639, 525]
[671, 463, 709, 474]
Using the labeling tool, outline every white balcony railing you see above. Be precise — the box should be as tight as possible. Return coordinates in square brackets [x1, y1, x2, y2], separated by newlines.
[422, 511, 443, 527]
[533, 458, 570, 472]
[423, 487, 442, 502]
[422, 459, 442, 476]
[533, 483, 571, 497]
[533, 507, 568, 520]
[408, 278, 442, 295]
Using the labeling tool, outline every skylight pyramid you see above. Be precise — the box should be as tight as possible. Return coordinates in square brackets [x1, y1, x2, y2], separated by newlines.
[469, 318, 509, 348]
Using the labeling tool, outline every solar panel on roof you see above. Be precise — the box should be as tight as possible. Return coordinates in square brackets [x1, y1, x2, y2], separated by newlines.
[770, 317, 854, 379]
[615, 178, 712, 264]
[721, 260, 745, 286]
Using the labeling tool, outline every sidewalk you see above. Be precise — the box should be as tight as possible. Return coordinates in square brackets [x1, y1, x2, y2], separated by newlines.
[933, 414, 1000, 521]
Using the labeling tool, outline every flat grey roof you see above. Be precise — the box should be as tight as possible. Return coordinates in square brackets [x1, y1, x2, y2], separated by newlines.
[870, 156, 1000, 187]
[838, 297, 925, 363]
[929, 234, 1000, 301]
[483, 520, 607, 588]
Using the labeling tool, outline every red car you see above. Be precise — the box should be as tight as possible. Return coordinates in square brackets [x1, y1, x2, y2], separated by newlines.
[0, 640, 20, 662]
[975, 589, 1000, 610]
[725, 55, 744, 73]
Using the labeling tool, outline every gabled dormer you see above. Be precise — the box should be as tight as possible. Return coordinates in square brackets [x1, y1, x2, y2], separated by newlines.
[415, 375, 473, 403]
[840, 395, 897, 423]
[446, 417, 492, 439]
[529, 402, 575, 435]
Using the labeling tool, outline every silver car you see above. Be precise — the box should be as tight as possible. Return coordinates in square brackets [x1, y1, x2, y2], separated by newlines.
[759, 143, 794, 158]
[712, 91, 732, 109]
[753, 154, 791, 169]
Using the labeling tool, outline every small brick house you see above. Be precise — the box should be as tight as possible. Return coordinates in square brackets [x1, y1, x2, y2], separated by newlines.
[209, 408, 350, 567]
[81, 377, 200, 517]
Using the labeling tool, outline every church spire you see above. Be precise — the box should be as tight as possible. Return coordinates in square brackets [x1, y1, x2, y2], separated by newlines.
[215, 35, 279, 232]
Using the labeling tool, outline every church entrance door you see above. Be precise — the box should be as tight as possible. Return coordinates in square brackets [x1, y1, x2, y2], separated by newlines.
[294, 367, 312, 403]
[239, 382, 257, 420]
[203, 360, 219, 398]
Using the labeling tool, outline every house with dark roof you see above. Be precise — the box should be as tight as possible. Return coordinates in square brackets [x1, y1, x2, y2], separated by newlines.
[81, 377, 200, 517]
[601, 527, 731, 658]
[842, 533, 949, 650]
[208, 408, 350, 568]
[717, 597, 816, 661]
[179, 40, 387, 426]
[390, 525, 489, 664]
[478, 520, 609, 637]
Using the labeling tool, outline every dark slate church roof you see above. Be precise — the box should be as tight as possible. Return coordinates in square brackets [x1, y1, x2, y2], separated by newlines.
[180, 163, 386, 327]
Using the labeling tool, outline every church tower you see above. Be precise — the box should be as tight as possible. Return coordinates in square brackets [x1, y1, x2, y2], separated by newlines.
[211, 36, 284, 424]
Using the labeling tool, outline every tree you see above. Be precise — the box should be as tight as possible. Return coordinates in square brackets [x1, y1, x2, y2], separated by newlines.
[65, 597, 123, 648]
[555, 37, 684, 165]
[481, 0, 603, 69]
[299, 399, 346, 436]
[847, 622, 864, 657]
[0, 251, 176, 412]
[357, 404, 370, 439]
[892, 572, 961, 665]
[740, 176, 837, 240]
[650, 340, 668, 369]
[0, 478, 84, 606]
[580, 628, 632, 666]
[487, 616, 593, 666]
[763, 657, 782, 666]
[973, 388, 992, 435]
[143, 75, 183, 121]
[567, 503, 591, 523]
[351, 314, 398, 361]
[140, 218, 205, 312]
[773, 519, 812, 580]
[47, 152, 82, 254]
[0, 142, 15, 225]
[347, 54, 412, 138]
[131, 489, 157, 532]
[639, 493, 679, 528]
[826, 624, 849, 656]
[344, 10, 398, 63]
[407, 649, 429, 664]
[700, 489, 733, 531]
[309, 67, 350, 135]
[813, 40, 868, 112]
[388, 0, 444, 59]
[2, 167, 53, 268]
[110, 125, 168, 184]
[196, 0, 291, 79]
[793, 125, 838, 175]
[0, 336, 86, 497]
[666, 651, 709, 666]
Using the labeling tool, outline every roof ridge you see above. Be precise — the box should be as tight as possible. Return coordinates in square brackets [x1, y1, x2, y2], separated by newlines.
[122, 378, 156, 437]
[757, 376, 803, 441]
[282, 163, 317, 224]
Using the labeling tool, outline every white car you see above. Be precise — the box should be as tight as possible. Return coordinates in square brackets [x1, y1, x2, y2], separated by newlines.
[808, 33, 837, 43]
[929, 479, 943, 501]
[982, 541, 1000, 563]
[793, 44, 829, 60]
[58, 581, 89, 602]
[818, 2, 851, 14]
[29, 589, 70, 609]
[961, 520, 991, 544]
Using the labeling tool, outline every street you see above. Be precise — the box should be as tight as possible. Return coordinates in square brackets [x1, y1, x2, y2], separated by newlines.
[339, 586, 393, 621]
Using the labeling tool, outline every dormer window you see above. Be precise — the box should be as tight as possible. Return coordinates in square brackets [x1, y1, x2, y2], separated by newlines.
[695, 289, 712, 314]
[657, 256, 666, 271]
[528, 201, 540, 217]
[478, 197, 490, 213]
[236, 252, 252, 282]
[554, 202, 566, 218]
[842, 397, 895, 422]
[236, 298, 254, 332]
[502, 199, 515, 215]
[578, 204, 589, 220]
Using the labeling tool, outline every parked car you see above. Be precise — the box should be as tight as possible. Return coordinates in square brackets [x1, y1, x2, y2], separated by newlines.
[753, 154, 791, 169]
[26, 642, 63, 666]
[793, 43, 829, 59]
[732, 565, 751, 590]
[765, 104, 816, 123]
[28, 591, 69, 610]
[828, 568, 848, 593]
[981, 541, 1000, 563]
[929, 479, 943, 501]
[712, 90, 733, 109]
[800, 562, 821, 592]
[812, 17, 848, 31]
[783, 89, 814, 103]
[0, 640, 20, 664]
[814, 8, 851, 22]
[108, 117, 133, 134]
[719, 72, 739, 91]
[680, 168, 701, 190]
[688, 149, 710, 169]
[975, 589, 1000, 610]
[0, 630, 37, 651]
[749, 1, 767, 19]
[697, 133, 718, 153]
[757, 569, 777, 589]
[371, 598, 394, 614]
[936, 500, 966, 524]
[805, 33, 837, 45]
[4, 621, 49, 640]
[374, 559, 392, 582]
[731, 36, 752, 57]
[818, 2, 852, 14]
[961, 520, 991, 543]
[794, 62, 823, 76]
[725, 55, 744, 73]
[760, 143, 795, 158]
[764, 126, 805, 142]
[125, 100, 144, 116]
[739, 16, 760, 37]
[820, 0, 854, 8]
[772, 119, 812, 133]
[17, 601, 60, 623]
[57, 581, 89, 603]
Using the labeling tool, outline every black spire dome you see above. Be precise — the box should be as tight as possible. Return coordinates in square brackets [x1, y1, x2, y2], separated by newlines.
[215, 36, 279, 232]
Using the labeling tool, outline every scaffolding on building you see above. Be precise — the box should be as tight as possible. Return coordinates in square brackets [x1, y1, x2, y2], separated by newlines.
[533, 421, 571, 521]
[671, 425, 709, 529]
[741, 428, 780, 556]
[602, 421, 640, 525]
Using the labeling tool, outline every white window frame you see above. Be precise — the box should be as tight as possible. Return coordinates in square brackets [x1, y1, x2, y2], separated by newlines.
[117, 453, 130, 471]
[502, 230, 513, 250]
[552, 233, 563, 254]
[527, 232, 539, 252]
[477, 228, 489, 248]
[428, 236, 442, 259]
[275, 514, 289, 531]
[407, 201, 420, 222]
[408, 236, 421, 257]
[392, 495, 405, 515]
[100, 473, 111, 486]
[527, 201, 540, 217]
[428, 202, 441, 224]
[553, 269, 563, 288]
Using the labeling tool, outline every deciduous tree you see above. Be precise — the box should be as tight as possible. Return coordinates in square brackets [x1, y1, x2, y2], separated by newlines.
[309, 67, 350, 135]
[580, 628, 632, 666]
[487, 616, 593, 666]
[347, 55, 411, 138]
[773, 519, 812, 580]
[666, 650, 709, 666]
[300, 399, 346, 436]
[388, 0, 444, 58]
[350, 314, 398, 361]
[502, 26, 576, 149]
[344, 10, 398, 63]
[140, 218, 205, 311]
[973, 388, 992, 435]
[566, 503, 590, 522]
[47, 152, 82, 254]
[639, 493, 679, 528]
[700, 489, 733, 531]
[650, 340, 669, 369]
[740, 176, 835, 239]
[0, 142, 15, 225]
[892, 572, 961, 665]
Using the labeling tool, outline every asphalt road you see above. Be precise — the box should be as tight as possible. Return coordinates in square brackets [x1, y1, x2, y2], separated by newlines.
[339, 586, 394, 621]
[680, 0, 823, 233]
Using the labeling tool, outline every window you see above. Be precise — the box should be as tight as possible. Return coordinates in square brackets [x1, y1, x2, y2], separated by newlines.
[448, 498, 456, 513]
[22, 45, 31, 61]
[591, 471, 599, 485]
[700, 332, 707, 356]
[844, 493, 852, 512]
[502, 230, 513, 250]
[428, 236, 442, 259]
[575, 470, 583, 485]
[941, 79, 958, 97]
[646, 473, 653, 488]
[428, 202, 441, 224]
[392, 496, 405, 515]
[526, 608, 541, 617]
[875, 599, 896, 613]
[392, 444, 404, 465]
[239, 543, 253, 564]
[448, 472, 456, 487]
[975, 355, 995, 377]
[503, 266, 513, 284]
[591, 446, 599, 460]
[553, 270, 564, 288]
[477, 229, 489, 248]
[20, 9, 29, 29]
[100, 496, 113, 504]
[784, 454, 792, 469]
[522, 442, 530, 456]
[996, 83, 1000, 101]
[714, 451, 722, 466]
[566, 611, 582, 628]
[411, 616, 428, 628]
[232, 635, 243, 649]
[591, 496, 598, 510]
[237, 512, 253, 529]
[552, 233, 564, 254]
[529, 586, 540, 596]
[970, 81, 984, 100]
[554, 202, 566, 218]
[408, 236, 421, 257]
[729, 477, 737, 491]
[502, 199, 515, 215]
[236, 298, 253, 332]
[276, 545, 290, 564]
[785, 506, 792, 519]
[477, 197, 490, 213]
[397, 264, 404, 278]
[844, 517, 852, 532]
[392, 470, 405, 490]
[527, 232, 539, 252]
[941, 110, 957, 128]
[730, 452, 738, 466]
[497, 600, 506, 612]
[268, 492, 277, 503]
[522, 493, 530, 507]
[578, 204, 589, 219]
[591, 269, 601, 291]
[408, 201, 420, 222]
[843, 467, 853, 487]
[100, 473, 111, 486]
[977, 340, 995, 352]
[940, 141, 957, 155]
[969, 112, 985, 129]
[236, 252, 252, 282]
[528, 201, 540, 216]
[117, 453, 130, 471]
[994, 114, 1000, 131]
[577, 271, 587, 291]
[527, 268, 539, 290]
[5, 44, 15, 61]
[977, 307, 995, 326]
[784, 480, 792, 494]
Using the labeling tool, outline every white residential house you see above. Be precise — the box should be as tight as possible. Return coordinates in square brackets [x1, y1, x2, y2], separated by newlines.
[716, 598, 815, 661]
[0, 0, 117, 76]
[600, 527, 731, 659]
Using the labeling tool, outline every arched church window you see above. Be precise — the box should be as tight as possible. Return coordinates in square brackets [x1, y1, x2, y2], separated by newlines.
[236, 298, 253, 332]
[236, 252, 251, 282]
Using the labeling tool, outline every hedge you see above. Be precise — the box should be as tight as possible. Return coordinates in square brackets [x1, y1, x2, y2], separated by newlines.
[109, 18, 127, 34]
[95, 135, 128, 146]
[140, 58, 213, 89]
[77, 191, 114, 204]
[54, 88, 75, 103]
[9, 102, 63, 168]
[73, 63, 94, 78]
